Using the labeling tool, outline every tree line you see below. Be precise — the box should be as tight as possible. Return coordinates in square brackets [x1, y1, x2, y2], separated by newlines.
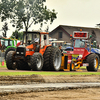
[0, 0, 57, 40]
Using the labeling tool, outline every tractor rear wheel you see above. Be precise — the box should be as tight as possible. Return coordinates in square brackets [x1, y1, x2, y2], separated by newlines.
[5, 47, 16, 60]
[30, 53, 43, 71]
[86, 53, 99, 71]
[70, 61, 75, 71]
[50, 47, 62, 71]
[42, 47, 52, 71]
[6, 51, 17, 70]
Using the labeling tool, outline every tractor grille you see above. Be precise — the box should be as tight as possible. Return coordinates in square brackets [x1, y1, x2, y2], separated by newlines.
[16, 47, 26, 57]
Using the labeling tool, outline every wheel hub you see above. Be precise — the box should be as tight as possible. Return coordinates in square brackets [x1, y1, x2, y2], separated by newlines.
[37, 57, 42, 69]
[54, 52, 61, 70]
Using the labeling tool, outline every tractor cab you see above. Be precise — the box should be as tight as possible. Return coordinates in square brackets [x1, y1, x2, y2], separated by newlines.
[74, 39, 88, 48]
[1, 39, 12, 48]
[23, 31, 40, 45]
[15, 31, 51, 60]
[73, 31, 89, 48]
[22, 31, 49, 51]
[65, 31, 91, 57]
[0, 38, 17, 51]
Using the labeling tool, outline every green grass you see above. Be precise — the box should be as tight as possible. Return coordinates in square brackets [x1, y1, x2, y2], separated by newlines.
[0, 71, 100, 76]
[0, 62, 100, 76]
[80, 65, 100, 69]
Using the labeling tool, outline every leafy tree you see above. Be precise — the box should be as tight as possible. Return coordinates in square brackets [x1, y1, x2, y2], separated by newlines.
[0, 0, 57, 32]
[45, 26, 49, 32]
[10, 30, 23, 40]
[2, 22, 8, 37]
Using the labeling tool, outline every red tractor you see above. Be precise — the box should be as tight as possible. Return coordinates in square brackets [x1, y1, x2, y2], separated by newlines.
[63, 30, 99, 71]
[6, 31, 62, 71]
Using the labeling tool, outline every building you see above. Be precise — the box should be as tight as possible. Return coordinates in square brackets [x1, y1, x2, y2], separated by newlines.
[49, 25, 100, 44]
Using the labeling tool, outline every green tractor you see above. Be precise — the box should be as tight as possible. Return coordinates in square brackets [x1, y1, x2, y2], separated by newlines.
[1, 38, 17, 59]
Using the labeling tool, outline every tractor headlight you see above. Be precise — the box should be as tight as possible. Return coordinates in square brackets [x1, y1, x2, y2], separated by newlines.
[16, 52, 19, 54]
[21, 52, 24, 54]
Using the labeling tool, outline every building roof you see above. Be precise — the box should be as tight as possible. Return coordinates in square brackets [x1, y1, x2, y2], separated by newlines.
[50, 25, 100, 36]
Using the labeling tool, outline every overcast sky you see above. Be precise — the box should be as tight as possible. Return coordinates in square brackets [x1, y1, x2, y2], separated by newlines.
[0, 0, 100, 37]
[45, 0, 100, 29]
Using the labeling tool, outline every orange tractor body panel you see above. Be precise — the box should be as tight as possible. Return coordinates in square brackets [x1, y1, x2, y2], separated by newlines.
[39, 45, 51, 55]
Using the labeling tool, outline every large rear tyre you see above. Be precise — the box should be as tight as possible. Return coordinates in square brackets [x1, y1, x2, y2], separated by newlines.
[30, 53, 43, 71]
[50, 47, 62, 71]
[86, 53, 99, 71]
[5, 47, 16, 60]
[70, 61, 75, 71]
[6, 51, 17, 70]
[42, 47, 52, 71]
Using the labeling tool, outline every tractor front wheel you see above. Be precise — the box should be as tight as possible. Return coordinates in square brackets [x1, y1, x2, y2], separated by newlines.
[30, 53, 43, 71]
[5, 47, 16, 60]
[86, 53, 99, 71]
[6, 51, 17, 70]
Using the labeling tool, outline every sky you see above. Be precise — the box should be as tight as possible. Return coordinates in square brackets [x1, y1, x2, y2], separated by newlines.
[0, 0, 100, 37]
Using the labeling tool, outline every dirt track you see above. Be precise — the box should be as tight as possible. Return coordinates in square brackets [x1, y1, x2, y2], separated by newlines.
[0, 67, 100, 85]
[0, 67, 100, 99]
[1, 88, 100, 100]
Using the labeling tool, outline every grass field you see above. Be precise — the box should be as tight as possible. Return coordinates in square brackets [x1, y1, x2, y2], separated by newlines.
[0, 71, 100, 76]
[0, 61, 100, 76]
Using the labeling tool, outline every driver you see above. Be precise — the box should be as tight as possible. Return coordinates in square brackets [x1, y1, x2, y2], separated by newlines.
[59, 45, 63, 56]
[80, 42, 85, 47]
[34, 35, 39, 43]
